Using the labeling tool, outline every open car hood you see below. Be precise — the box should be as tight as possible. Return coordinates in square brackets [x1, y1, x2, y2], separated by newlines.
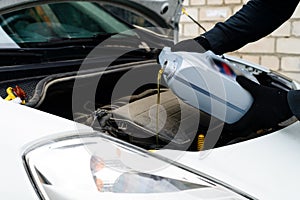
[101, 0, 183, 28]
[0, 0, 183, 29]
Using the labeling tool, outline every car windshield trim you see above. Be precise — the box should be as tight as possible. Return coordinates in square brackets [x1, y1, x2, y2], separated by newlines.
[0, 25, 19, 48]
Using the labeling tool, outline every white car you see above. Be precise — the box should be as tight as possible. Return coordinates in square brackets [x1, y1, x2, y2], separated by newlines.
[0, 0, 299, 199]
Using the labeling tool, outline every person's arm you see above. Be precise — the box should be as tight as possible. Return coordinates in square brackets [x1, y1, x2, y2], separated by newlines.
[288, 90, 300, 120]
[203, 0, 299, 54]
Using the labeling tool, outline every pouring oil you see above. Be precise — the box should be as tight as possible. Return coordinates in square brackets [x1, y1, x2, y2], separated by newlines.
[156, 68, 164, 147]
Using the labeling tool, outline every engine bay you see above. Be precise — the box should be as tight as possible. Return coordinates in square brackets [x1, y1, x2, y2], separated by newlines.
[0, 57, 297, 151]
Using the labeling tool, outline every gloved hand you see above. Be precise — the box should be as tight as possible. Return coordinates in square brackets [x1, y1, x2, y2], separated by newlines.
[171, 35, 211, 53]
[156, 35, 211, 64]
[225, 76, 293, 133]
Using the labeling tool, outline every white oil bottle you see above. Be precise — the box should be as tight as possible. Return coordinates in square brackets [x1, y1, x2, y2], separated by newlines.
[158, 47, 257, 124]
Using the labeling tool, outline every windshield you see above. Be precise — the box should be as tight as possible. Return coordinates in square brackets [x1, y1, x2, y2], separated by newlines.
[0, 1, 133, 46]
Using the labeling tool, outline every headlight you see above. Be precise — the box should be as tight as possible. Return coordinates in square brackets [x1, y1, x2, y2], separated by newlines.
[23, 132, 253, 200]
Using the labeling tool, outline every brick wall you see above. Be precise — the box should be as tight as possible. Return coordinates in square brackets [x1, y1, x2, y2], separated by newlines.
[180, 0, 300, 81]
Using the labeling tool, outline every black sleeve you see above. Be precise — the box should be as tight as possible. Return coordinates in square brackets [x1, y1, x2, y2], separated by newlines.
[288, 90, 300, 120]
[203, 0, 299, 55]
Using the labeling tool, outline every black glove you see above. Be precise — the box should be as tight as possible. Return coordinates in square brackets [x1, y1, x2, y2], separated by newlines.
[225, 76, 293, 133]
[171, 35, 211, 53]
[156, 36, 211, 64]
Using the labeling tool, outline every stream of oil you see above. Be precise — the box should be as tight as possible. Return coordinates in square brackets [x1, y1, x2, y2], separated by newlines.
[156, 69, 164, 147]
[156, 68, 205, 151]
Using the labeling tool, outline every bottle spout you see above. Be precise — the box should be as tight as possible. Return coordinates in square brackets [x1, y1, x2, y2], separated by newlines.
[158, 47, 178, 79]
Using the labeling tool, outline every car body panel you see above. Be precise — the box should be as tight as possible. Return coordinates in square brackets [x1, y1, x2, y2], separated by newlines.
[157, 121, 300, 200]
[0, 98, 92, 199]
[2, 90, 300, 200]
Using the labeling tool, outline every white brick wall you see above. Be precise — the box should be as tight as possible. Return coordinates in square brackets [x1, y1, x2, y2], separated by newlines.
[180, 0, 300, 82]
[207, 0, 223, 5]
[281, 57, 300, 71]
[239, 38, 275, 53]
[292, 21, 300, 36]
[271, 22, 291, 37]
[241, 55, 259, 64]
[225, 0, 241, 4]
[183, 23, 199, 36]
[199, 7, 232, 21]
[261, 56, 280, 71]
[190, 0, 205, 5]
[277, 38, 300, 54]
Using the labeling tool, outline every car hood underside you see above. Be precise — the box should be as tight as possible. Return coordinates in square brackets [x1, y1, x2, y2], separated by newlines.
[0, 0, 183, 28]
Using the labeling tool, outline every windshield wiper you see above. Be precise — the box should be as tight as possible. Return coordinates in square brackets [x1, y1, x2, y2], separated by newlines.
[29, 32, 137, 48]
[93, 32, 139, 39]
[28, 36, 108, 48]
[46, 32, 137, 42]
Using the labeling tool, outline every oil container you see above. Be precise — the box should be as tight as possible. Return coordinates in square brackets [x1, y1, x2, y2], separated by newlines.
[158, 47, 257, 124]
